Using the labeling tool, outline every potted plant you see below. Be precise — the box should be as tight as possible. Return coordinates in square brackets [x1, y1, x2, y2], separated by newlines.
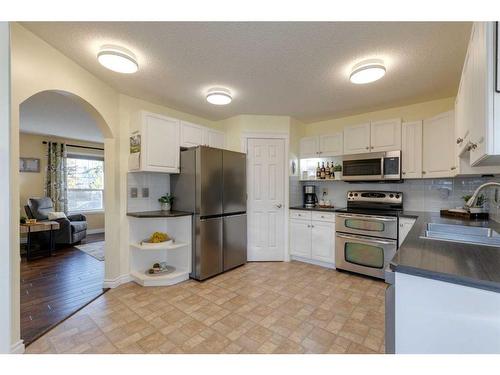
[158, 194, 174, 211]
[333, 163, 342, 180]
[462, 194, 486, 213]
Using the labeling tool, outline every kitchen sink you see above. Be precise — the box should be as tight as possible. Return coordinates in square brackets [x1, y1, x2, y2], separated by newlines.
[421, 223, 500, 247]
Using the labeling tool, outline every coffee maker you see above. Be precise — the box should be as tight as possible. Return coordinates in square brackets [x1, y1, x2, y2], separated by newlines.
[303, 185, 318, 208]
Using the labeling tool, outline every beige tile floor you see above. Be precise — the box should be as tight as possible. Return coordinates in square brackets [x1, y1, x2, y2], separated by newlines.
[26, 261, 386, 354]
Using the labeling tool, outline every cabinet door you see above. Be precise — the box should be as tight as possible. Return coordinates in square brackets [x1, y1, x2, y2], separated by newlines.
[319, 133, 343, 156]
[401, 121, 422, 179]
[311, 220, 335, 264]
[144, 113, 180, 173]
[469, 22, 489, 166]
[370, 118, 402, 152]
[343, 123, 370, 154]
[206, 128, 226, 149]
[422, 111, 455, 178]
[180, 121, 205, 147]
[398, 217, 416, 247]
[289, 219, 311, 258]
[300, 136, 319, 158]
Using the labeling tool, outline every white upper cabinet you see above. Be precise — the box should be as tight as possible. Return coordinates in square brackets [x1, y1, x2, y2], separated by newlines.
[180, 121, 226, 149]
[370, 118, 402, 152]
[205, 128, 226, 149]
[343, 122, 371, 154]
[319, 133, 343, 156]
[299, 134, 342, 158]
[455, 22, 500, 167]
[299, 136, 320, 158]
[180, 121, 205, 148]
[130, 111, 180, 173]
[401, 121, 422, 179]
[343, 120, 400, 155]
[422, 111, 455, 178]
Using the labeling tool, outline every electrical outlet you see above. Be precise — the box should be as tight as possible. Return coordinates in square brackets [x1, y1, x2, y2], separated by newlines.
[321, 187, 328, 196]
[130, 187, 138, 198]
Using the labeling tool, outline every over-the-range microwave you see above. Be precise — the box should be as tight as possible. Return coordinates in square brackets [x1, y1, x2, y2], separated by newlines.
[342, 150, 401, 181]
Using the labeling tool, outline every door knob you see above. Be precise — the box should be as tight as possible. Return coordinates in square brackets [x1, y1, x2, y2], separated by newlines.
[276, 203, 282, 208]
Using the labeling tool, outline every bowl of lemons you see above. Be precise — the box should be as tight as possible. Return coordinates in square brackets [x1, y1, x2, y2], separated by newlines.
[140, 231, 173, 248]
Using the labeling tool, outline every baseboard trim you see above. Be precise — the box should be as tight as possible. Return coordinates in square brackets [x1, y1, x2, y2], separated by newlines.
[290, 255, 335, 269]
[87, 228, 105, 235]
[103, 274, 131, 288]
[10, 340, 25, 354]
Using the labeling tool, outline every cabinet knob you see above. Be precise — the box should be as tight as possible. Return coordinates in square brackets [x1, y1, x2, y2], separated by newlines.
[402, 172, 406, 175]
[365, 146, 369, 150]
[422, 171, 426, 174]
[451, 166, 457, 170]
[456, 137, 463, 144]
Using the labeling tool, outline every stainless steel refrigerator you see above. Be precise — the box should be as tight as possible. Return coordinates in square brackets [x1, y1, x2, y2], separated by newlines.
[171, 146, 247, 280]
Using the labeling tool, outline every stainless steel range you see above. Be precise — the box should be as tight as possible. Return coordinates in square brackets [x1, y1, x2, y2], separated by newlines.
[335, 191, 403, 279]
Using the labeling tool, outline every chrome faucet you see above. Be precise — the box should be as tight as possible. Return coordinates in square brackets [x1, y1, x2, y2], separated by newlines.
[465, 182, 500, 210]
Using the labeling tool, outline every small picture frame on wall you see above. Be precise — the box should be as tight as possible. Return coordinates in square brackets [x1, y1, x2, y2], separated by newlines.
[19, 158, 40, 173]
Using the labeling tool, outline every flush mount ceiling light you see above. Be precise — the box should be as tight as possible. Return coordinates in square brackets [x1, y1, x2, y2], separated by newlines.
[349, 59, 386, 84]
[97, 45, 138, 74]
[206, 88, 232, 105]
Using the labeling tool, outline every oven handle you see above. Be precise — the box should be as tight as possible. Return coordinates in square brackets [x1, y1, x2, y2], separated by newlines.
[336, 213, 397, 222]
[336, 232, 397, 245]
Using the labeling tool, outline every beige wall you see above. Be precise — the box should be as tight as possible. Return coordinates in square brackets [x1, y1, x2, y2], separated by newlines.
[303, 97, 456, 135]
[19, 132, 105, 231]
[219, 114, 293, 152]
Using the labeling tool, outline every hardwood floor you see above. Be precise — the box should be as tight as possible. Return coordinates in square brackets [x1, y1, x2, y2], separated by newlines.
[20, 232, 106, 346]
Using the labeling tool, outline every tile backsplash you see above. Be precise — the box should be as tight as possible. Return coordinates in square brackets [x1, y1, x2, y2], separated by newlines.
[127, 172, 170, 212]
[290, 176, 500, 219]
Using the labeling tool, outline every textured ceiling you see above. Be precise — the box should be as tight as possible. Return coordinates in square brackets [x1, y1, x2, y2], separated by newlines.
[20, 91, 103, 142]
[21, 22, 471, 122]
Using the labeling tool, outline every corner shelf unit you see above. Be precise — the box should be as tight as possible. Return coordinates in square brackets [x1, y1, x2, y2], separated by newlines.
[130, 268, 190, 287]
[130, 241, 188, 251]
[128, 215, 192, 287]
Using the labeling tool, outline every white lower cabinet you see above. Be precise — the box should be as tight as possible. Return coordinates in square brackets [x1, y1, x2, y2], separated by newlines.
[289, 219, 312, 258]
[289, 210, 335, 267]
[398, 217, 416, 247]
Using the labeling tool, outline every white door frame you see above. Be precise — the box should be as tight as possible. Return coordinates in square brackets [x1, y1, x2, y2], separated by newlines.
[241, 132, 290, 262]
[0, 22, 14, 354]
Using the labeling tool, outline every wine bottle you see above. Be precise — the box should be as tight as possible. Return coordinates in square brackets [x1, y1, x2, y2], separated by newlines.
[325, 162, 331, 179]
[320, 162, 326, 179]
[316, 162, 321, 179]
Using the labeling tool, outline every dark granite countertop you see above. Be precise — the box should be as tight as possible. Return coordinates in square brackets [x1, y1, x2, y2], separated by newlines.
[289, 205, 340, 212]
[391, 211, 500, 293]
[127, 210, 193, 218]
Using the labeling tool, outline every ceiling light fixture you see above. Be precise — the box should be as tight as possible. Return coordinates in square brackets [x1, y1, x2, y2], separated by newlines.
[206, 88, 232, 105]
[349, 59, 386, 84]
[97, 45, 138, 74]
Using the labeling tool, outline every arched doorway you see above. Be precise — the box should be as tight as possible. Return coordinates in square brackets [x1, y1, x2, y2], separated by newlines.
[17, 90, 114, 346]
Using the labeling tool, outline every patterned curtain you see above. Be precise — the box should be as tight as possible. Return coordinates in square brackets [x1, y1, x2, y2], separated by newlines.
[45, 142, 68, 213]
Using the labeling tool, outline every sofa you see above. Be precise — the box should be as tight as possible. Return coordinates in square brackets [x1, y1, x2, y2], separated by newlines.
[25, 197, 87, 245]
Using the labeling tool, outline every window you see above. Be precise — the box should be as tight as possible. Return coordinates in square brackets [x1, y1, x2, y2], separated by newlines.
[67, 155, 104, 212]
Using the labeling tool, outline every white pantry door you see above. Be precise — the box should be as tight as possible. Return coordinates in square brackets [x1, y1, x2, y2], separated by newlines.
[247, 138, 285, 261]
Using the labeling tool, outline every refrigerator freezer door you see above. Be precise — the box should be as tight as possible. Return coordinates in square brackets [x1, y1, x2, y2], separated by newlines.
[194, 216, 223, 280]
[171, 148, 196, 213]
[223, 150, 247, 214]
[223, 214, 247, 271]
[198, 147, 223, 217]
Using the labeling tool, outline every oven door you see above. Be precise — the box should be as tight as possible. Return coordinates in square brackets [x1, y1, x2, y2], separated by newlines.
[336, 213, 398, 239]
[335, 232, 397, 279]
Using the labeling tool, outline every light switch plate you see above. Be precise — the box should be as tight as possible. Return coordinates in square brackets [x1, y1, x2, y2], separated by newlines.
[130, 187, 138, 198]
[142, 187, 149, 198]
